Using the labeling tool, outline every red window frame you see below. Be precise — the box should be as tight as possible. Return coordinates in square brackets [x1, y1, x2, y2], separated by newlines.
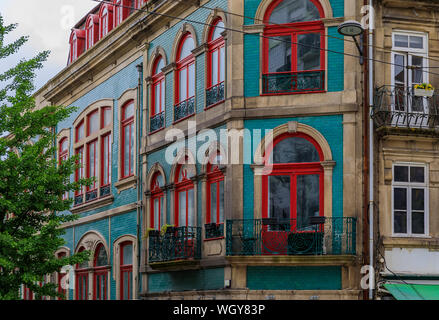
[75, 147, 84, 197]
[206, 161, 225, 226]
[101, 133, 111, 189]
[76, 120, 84, 143]
[150, 172, 164, 230]
[135, 0, 146, 8]
[69, 29, 85, 64]
[85, 15, 99, 50]
[151, 57, 165, 117]
[121, 101, 135, 178]
[207, 18, 225, 96]
[262, 0, 326, 95]
[120, 242, 133, 300]
[75, 247, 89, 301]
[86, 140, 98, 192]
[174, 163, 194, 227]
[175, 33, 195, 105]
[99, 4, 113, 39]
[93, 244, 108, 301]
[23, 286, 33, 300]
[87, 110, 99, 136]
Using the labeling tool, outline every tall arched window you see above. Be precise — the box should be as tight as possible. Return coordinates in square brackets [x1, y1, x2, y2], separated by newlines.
[206, 19, 225, 108]
[99, 5, 113, 38]
[175, 161, 195, 227]
[121, 101, 135, 178]
[151, 172, 165, 230]
[86, 15, 99, 50]
[262, 0, 325, 95]
[151, 56, 165, 132]
[120, 241, 133, 300]
[87, 19, 94, 50]
[175, 33, 195, 122]
[93, 244, 109, 300]
[205, 152, 225, 239]
[75, 247, 89, 300]
[262, 133, 324, 226]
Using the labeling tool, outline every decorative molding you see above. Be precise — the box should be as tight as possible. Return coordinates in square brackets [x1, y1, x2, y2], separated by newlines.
[70, 195, 114, 215]
[114, 175, 138, 193]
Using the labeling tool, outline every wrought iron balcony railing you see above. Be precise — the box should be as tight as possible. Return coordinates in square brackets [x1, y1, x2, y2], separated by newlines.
[148, 226, 201, 263]
[150, 111, 164, 132]
[206, 82, 225, 108]
[371, 86, 439, 129]
[174, 96, 195, 122]
[226, 217, 356, 256]
[262, 70, 325, 95]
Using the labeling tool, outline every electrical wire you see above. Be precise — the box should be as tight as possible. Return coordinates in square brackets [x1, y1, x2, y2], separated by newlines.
[91, 0, 439, 78]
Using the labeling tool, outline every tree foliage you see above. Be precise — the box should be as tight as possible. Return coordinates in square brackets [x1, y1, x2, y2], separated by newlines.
[0, 14, 91, 300]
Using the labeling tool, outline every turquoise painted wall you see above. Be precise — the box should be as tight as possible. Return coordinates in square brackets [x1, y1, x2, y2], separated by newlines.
[243, 115, 343, 220]
[148, 268, 225, 293]
[247, 266, 342, 290]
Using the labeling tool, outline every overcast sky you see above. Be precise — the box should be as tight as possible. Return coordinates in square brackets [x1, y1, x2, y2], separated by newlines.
[1, 0, 98, 94]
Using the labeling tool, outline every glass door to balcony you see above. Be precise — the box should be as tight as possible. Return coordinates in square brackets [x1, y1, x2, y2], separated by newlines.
[392, 32, 428, 127]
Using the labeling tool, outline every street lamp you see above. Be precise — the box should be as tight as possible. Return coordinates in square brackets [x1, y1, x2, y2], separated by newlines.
[337, 20, 365, 64]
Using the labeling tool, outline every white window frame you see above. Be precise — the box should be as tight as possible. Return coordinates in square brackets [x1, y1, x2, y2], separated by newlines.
[391, 162, 429, 238]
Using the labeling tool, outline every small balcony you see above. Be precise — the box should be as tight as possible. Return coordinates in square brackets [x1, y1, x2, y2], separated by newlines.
[150, 111, 164, 133]
[226, 217, 356, 256]
[148, 226, 201, 267]
[174, 96, 195, 122]
[262, 70, 325, 95]
[372, 86, 439, 130]
[206, 82, 225, 108]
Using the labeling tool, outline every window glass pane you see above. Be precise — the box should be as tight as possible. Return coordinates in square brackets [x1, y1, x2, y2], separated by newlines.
[412, 188, 425, 211]
[160, 80, 165, 112]
[269, 0, 320, 24]
[160, 197, 164, 229]
[394, 211, 407, 234]
[123, 272, 130, 300]
[268, 36, 291, 73]
[270, 137, 320, 163]
[394, 166, 408, 182]
[155, 58, 165, 75]
[179, 191, 186, 226]
[210, 182, 217, 223]
[410, 167, 425, 183]
[268, 175, 290, 220]
[124, 125, 130, 176]
[154, 84, 160, 114]
[130, 123, 134, 175]
[103, 136, 110, 185]
[411, 56, 424, 84]
[393, 188, 407, 210]
[61, 139, 68, 152]
[154, 198, 159, 229]
[77, 123, 84, 141]
[103, 108, 111, 127]
[296, 174, 320, 229]
[394, 54, 405, 85]
[219, 180, 224, 223]
[122, 244, 133, 265]
[211, 21, 225, 41]
[188, 63, 195, 98]
[179, 36, 195, 60]
[188, 188, 195, 226]
[412, 212, 425, 234]
[96, 246, 107, 266]
[220, 46, 225, 82]
[394, 34, 409, 48]
[124, 102, 134, 119]
[297, 33, 320, 71]
[179, 68, 187, 101]
[410, 36, 423, 49]
[212, 49, 219, 86]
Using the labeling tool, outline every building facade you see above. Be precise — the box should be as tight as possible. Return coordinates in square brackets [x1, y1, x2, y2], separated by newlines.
[31, 0, 368, 300]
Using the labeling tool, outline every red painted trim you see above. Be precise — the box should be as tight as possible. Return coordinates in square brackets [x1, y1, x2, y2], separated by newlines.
[175, 33, 195, 105]
[101, 133, 111, 187]
[207, 18, 225, 89]
[206, 164, 224, 224]
[263, 0, 325, 23]
[75, 147, 84, 196]
[150, 172, 164, 229]
[120, 241, 133, 300]
[121, 101, 135, 178]
[174, 162, 194, 227]
[99, 4, 114, 39]
[86, 139, 98, 191]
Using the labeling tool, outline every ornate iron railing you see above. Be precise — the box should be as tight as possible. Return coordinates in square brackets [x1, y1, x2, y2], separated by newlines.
[74, 194, 83, 206]
[100, 185, 111, 197]
[85, 189, 98, 202]
[206, 82, 225, 107]
[205, 223, 224, 239]
[174, 96, 195, 122]
[371, 86, 439, 129]
[262, 70, 325, 95]
[148, 226, 202, 263]
[150, 111, 164, 132]
[226, 217, 356, 256]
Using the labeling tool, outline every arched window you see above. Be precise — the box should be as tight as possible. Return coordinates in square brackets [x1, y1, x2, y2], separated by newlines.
[151, 56, 165, 132]
[206, 19, 226, 108]
[120, 241, 133, 300]
[121, 101, 135, 178]
[93, 244, 109, 300]
[205, 152, 225, 239]
[75, 247, 89, 300]
[262, 0, 325, 95]
[262, 133, 323, 227]
[69, 30, 85, 64]
[151, 172, 165, 230]
[87, 20, 94, 50]
[99, 5, 113, 38]
[86, 15, 99, 50]
[175, 33, 195, 122]
[74, 103, 113, 206]
[175, 161, 195, 227]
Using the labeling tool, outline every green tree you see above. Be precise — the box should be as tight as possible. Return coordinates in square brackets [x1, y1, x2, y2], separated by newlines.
[0, 15, 91, 300]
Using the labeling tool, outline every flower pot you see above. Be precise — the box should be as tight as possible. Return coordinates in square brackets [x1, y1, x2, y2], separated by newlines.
[414, 88, 434, 97]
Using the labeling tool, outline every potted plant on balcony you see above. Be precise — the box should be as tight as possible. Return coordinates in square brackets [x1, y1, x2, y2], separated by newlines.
[161, 224, 176, 236]
[414, 83, 435, 97]
[144, 228, 160, 238]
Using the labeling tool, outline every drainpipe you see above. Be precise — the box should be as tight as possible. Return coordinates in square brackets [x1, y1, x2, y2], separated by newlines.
[368, 0, 375, 301]
[136, 62, 143, 300]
